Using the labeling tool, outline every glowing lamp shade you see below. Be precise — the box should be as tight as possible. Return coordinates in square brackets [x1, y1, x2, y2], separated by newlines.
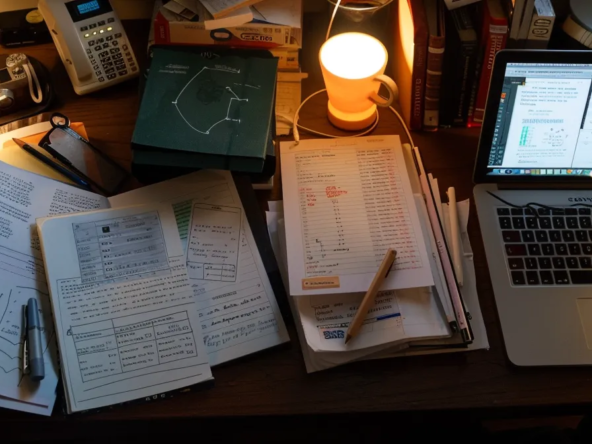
[320, 32, 398, 131]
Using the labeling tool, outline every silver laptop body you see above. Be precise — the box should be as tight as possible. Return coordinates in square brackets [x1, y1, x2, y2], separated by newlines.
[473, 50, 592, 366]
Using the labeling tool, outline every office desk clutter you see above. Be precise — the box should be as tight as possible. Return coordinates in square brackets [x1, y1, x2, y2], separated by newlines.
[0, 158, 289, 414]
[266, 136, 487, 372]
[0, 0, 496, 418]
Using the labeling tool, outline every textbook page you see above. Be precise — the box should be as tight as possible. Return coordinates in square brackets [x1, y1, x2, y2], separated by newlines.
[280, 136, 434, 296]
[37, 203, 213, 413]
[0, 161, 108, 411]
[109, 171, 289, 366]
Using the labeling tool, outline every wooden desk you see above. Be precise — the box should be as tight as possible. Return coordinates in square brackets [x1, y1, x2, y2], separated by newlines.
[3, 15, 592, 438]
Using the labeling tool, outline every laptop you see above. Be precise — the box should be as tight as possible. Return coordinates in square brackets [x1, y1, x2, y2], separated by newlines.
[473, 50, 592, 366]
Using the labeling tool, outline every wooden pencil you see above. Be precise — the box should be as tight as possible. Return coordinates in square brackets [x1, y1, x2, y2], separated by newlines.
[345, 249, 397, 344]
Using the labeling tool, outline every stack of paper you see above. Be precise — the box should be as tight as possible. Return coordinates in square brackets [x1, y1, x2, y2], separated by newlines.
[0, 156, 289, 414]
[269, 136, 488, 372]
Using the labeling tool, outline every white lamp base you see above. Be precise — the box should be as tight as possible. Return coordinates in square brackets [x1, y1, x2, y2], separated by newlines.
[327, 101, 377, 131]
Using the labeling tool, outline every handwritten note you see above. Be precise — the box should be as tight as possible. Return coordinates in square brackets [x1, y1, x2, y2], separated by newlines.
[281, 136, 434, 295]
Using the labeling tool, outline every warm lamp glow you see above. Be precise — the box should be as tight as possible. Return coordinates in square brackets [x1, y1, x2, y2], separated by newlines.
[319, 33, 398, 131]
[320, 33, 387, 80]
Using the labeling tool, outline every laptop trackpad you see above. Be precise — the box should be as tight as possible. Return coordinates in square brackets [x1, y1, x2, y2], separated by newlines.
[577, 299, 592, 349]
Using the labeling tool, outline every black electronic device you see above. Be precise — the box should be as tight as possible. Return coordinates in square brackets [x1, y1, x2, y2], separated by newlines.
[0, 8, 52, 48]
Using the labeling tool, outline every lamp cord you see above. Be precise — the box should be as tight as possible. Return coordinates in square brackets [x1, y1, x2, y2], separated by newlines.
[326, 0, 342, 41]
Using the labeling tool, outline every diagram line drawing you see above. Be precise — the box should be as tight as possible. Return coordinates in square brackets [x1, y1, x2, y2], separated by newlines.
[235, 82, 260, 90]
[0, 348, 17, 360]
[172, 66, 249, 135]
[0, 365, 18, 374]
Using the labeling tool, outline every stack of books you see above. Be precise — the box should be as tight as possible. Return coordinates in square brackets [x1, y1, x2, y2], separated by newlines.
[392, 0, 556, 130]
[142, 0, 305, 183]
[132, 46, 278, 183]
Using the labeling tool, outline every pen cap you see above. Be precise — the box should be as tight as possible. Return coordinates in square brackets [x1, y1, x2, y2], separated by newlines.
[27, 298, 40, 327]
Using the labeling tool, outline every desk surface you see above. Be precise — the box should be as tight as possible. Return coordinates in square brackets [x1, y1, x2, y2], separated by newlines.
[2, 16, 592, 425]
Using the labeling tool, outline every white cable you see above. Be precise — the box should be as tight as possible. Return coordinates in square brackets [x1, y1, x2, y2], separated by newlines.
[387, 103, 415, 148]
[23, 63, 43, 104]
[326, 0, 342, 41]
[293, 89, 380, 144]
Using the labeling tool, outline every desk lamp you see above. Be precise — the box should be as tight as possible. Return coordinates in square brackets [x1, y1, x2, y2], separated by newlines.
[319, 32, 398, 131]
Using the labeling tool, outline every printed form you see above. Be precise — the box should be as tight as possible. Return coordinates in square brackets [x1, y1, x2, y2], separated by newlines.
[0, 161, 109, 414]
[280, 136, 434, 296]
[37, 203, 212, 413]
[109, 170, 289, 366]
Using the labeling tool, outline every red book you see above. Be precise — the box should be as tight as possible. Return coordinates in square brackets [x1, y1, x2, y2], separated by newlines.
[471, 0, 508, 125]
[392, 0, 428, 130]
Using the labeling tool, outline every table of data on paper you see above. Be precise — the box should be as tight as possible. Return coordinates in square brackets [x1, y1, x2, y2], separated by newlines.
[295, 145, 423, 278]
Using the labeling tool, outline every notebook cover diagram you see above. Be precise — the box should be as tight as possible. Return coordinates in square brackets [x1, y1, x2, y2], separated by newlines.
[132, 47, 278, 172]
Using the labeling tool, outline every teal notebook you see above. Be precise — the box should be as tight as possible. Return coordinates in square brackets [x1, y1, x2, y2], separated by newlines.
[132, 47, 278, 173]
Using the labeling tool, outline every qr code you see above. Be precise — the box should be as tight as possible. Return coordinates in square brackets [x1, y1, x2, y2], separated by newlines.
[323, 330, 345, 340]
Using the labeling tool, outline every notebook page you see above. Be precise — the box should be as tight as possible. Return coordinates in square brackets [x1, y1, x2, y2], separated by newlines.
[109, 171, 289, 365]
[280, 136, 434, 296]
[0, 161, 109, 409]
[37, 203, 212, 413]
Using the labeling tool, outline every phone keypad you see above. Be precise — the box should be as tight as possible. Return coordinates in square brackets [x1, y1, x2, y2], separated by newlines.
[80, 14, 138, 82]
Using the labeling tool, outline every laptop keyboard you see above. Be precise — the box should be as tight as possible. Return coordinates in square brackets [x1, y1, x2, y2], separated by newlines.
[498, 206, 592, 286]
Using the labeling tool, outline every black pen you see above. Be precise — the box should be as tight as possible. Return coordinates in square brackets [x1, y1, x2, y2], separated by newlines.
[13, 138, 92, 191]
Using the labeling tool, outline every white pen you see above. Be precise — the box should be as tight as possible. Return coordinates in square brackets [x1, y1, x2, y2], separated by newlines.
[412, 146, 471, 342]
[447, 187, 464, 287]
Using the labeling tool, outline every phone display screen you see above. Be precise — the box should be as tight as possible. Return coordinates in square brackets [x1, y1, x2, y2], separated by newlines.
[77, 1, 100, 14]
[43, 126, 128, 195]
[66, 0, 112, 22]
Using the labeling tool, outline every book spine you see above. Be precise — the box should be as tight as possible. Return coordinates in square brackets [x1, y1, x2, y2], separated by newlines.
[154, 11, 171, 45]
[453, 41, 477, 126]
[411, 39, 428, 130]
[472, 24, 507, 124]
[423, 37, 445, 130]
[525, 0, 555, 49]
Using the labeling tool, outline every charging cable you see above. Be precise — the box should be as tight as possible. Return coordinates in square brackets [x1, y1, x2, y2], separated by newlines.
[23, 62, 43, 104]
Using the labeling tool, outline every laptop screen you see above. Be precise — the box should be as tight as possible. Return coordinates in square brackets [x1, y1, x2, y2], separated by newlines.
[486, 62, 592, 177]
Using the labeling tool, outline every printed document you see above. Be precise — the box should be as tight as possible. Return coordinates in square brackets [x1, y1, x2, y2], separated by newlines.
[109, 170, 289, 365]
[37, 203, 213, 413]
[280, 136, 434, 296]
[0, 160, 109, 413]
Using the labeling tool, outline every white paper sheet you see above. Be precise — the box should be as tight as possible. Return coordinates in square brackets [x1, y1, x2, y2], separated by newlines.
[0, 394, 55, 416]
[280, 136, 434, 296]
[37, 203, 213, 413]
[109, 171, 289, 366]
[0, 160, 109, 412]
[200, 0, 262, 17]
[267, 197, 489, 372]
